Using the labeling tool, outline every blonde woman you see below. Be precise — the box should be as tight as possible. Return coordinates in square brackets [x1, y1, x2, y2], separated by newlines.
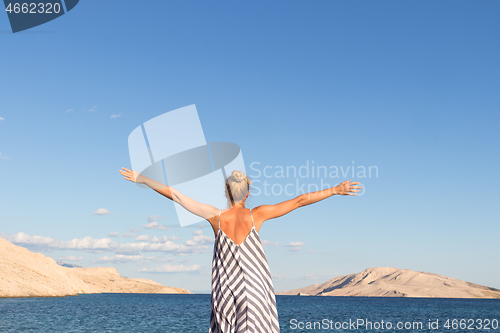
[120, 167, 361, 333]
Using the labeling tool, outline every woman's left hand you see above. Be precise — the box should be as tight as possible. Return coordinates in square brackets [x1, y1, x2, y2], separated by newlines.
[335, 180, 362, 196]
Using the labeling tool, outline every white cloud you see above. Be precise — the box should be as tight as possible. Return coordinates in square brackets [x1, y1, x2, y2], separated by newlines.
[0, 153, 10, 160]
[94, 254, 143, 263]
[143, 221, 169, 230]
[0, 117, 4, 121]
[146, 215, 172, 224]
[150, 235, 180, 242]
[285, 242, 306, 247]
[6, 232, 210, 256]
[147, 215, 161, 222]
[58, 256, 82, 261]
[108, 231, 120, 237]
[143, 241, 208, 256]
[185, 231, 212, 246]
[262, 240, 279, 247]
[135, 235, 150, 241]
[93, 208, 113, 215]
[284, 242, 306, 252]
[87, 105, 97, 112]
[110, 114, 121, 119]
[65, 109, 73, 113]
[6, 232, 116, 251]
[139, 264, 202, 273]
[144, 256, 175, 263]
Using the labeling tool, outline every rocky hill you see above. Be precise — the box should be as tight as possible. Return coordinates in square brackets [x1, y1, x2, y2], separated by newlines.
[277, 267, 500, 298]
[0, 237, 190, 298]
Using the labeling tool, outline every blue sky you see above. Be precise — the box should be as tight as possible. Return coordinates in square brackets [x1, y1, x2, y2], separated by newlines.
[1, 1, 499, 293]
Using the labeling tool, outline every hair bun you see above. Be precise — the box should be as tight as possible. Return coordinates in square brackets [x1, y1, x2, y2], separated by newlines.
[225, 170, 251, 208]
[231, 171, 246, 183]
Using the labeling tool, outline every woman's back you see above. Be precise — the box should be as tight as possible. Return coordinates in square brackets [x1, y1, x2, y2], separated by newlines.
[218, 207, 255, 245]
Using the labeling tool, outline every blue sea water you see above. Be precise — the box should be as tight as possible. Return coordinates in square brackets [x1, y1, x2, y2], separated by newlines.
[0, 294, 498, 332]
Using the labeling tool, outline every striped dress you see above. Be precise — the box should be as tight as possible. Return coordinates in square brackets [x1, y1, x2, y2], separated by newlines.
[210, 209, 280, 333]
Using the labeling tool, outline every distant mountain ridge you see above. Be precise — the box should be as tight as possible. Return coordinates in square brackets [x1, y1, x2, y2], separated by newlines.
[277, 267, 500, 298]
[0, 237, 190, 298]
[56, 261, 82, 268]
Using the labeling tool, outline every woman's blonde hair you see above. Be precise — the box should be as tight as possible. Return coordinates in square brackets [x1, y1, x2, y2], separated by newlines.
[225, 170, 251, 208]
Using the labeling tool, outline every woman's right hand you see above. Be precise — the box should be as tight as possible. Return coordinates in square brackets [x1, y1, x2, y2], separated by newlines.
[119, 167, 143, 184]
[335, 180, 361, 196]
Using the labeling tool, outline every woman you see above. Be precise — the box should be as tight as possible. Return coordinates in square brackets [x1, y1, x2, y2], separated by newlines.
[120, 167, 361, 332]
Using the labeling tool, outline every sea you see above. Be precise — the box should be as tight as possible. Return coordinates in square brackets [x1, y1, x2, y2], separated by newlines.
[0, 294, 498, 332]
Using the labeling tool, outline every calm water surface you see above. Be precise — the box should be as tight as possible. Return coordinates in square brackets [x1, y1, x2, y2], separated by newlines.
[0, 294, 498, 332]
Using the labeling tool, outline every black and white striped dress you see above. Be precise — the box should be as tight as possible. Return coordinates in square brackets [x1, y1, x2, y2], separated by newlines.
[210, 209, 280, 333]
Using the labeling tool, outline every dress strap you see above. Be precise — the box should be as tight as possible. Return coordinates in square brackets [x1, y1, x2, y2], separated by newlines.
[218, 210, 221, 230]
[249, 209, 254, 227]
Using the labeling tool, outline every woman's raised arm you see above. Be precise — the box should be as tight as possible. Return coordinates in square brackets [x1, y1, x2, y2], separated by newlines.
[253, 180, 361, 225]
[119, 167, 219, 220]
